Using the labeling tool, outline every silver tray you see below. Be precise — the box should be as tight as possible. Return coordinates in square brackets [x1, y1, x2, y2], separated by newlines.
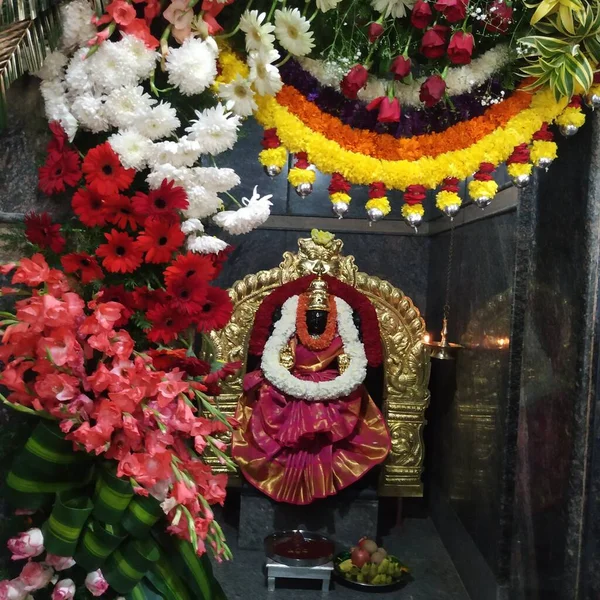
[264, 530, 335, 567]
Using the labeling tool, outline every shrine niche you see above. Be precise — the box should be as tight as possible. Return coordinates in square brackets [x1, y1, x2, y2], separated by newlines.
[209, 231, 430, 498]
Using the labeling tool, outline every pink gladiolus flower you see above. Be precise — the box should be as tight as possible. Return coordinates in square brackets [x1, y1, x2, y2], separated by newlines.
[163, 0, 194, 43]
[12, 255, 50, 287]
[7, 528, 44, 560]
[52, 579, 76, 600]
[0, 578, 27, 600]
[106, 0, 136, 26]
[85, 570, 109, 597]
[19, 561, 53, 591]
[44, 555, 75, 571]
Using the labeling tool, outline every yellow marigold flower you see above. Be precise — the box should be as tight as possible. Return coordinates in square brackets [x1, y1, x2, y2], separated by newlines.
[288, 168, 316, 187]
[468, 180, 498, 201]
[330, 192, 351, 205]
[556, 106, 585, 128]
[436, 190, 462, 211]
[365, 197, 391, 215]
[259, 147, 288, 168]
[530, 140, 557, 166]
[507, 163, 533, 178]
[401, 204, 425, 218]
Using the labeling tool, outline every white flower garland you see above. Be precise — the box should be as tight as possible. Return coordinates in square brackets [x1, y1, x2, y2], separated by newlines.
[298, 44, 511, 107]
[261, 295, 367, 401]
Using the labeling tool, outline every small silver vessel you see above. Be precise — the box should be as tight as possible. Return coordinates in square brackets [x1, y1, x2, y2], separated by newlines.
[264, 530, 335, 567]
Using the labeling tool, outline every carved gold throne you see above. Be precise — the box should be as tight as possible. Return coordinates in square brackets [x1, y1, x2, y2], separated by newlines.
[209, 234, 431, 497]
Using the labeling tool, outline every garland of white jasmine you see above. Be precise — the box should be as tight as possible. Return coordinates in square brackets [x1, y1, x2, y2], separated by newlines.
[262, 295, 368, 401]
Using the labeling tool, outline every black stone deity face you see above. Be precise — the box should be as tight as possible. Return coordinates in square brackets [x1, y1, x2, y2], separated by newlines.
[306, 310, 328, 335]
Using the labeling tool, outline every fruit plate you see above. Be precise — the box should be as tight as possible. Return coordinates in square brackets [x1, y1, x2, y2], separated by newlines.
[333, 551, 412, 592]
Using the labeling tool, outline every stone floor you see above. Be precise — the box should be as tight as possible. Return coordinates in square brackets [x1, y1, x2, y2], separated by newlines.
[212, 518, 471, 600]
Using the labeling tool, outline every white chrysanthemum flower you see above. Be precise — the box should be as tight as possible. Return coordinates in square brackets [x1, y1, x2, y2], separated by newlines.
[190, 167, 240, 192]
[248, 47, 282, 96]
[104, 86, 156, 130]
[274, 8, 314, 57]
[60, 0, 96, 50]
[187, 235, 228, 254]
[185, 104, 240, 155]
[218, 75, 257, 117]
[213, 186, 272, 234]
[165, 37, 218, 96]
[316, 0, 342, 11]
[174, 136, 203, 167]
[147, 141, 180, 169]
[146, 164, 192, 189]
[71, 93, 110, 133]
[117, 35, 158, 80]
[87, 41, 140, 93]
[40, 78, 66, 104]
[370, 0, 416, 19]
[133, 101, 180, 140]
[108, 130, 152, 170]
[36, 51, 68, 81]
[181, 218, 205, 234]
[43, 98, 78, 140]
[185, 186, 223, 218]
[64, 48, 93, 94]
[239, 10, 276, 52]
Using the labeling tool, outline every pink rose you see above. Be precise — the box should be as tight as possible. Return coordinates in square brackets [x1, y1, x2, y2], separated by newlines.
[390, 56, 412, 80]
[7, 529, 44, 561]
[52, 579, 76, 600]
[366, 96, 401, 123]
[340, 65, 369, 99]
[0, 579, 27, 600]
[85, 570, 109, 597]
[434, 0, 468, 22]
[420, 74, 447, 107]
[19, 562, 53, 592]
[447, 31, 474, 65]
[420, 25, 449, 59]
[411, 0, 433, 28]
[367, 22, 384, 42]
[44, 555, 76, 571]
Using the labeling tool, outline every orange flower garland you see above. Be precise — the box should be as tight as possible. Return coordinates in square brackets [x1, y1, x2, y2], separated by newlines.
[296, 293, 337, 351]
[276, 84, 533, 162]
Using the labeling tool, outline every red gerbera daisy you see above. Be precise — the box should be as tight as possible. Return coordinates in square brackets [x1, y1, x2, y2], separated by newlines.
[82, 143, 135, 196]
[99, 285, 134, 326]
[136, 218, 185, 264]
[25, 212, 66, 253]
[210, 246, 233, 277]
[47, 122, 68, 154]
[147, 303, 190, 344]
[38, 150, 82, 195]
[131, 286, 169, 311]
[193, 286, 233, 332]
[166, 274, 207, 315]
[104, 195, 141, 231]
[163, 252, 216, 287]
[72, 188, 108, 227]
[61, 253, 104, 284]
[96, 230, 143, 273]
[132, 179, 188, 218]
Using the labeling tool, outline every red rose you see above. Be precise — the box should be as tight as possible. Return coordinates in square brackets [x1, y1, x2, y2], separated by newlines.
[447, 31, 474, 65]
[411, 0, 433, 29]
[420, 25, 449, 59]
[368, 22, 385, 42]
[420, 75, 446, 107]
[366, 96, 401, 123]
[390, 55, 412, 80]
[340, 64, 369, 99]
[485, 0, 513, 33]
[434, 0, 468, 23]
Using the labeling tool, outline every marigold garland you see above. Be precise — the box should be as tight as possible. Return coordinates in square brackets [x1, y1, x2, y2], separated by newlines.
[259, 147, 288, 168]
[530, 140, 557, 166]
[296, 293, 337, 351]
[289, 168, 316, 186]
[556, 106, 586, 128]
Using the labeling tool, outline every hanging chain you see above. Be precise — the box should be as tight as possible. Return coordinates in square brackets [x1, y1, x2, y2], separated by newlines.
[443, 221, 455, 321]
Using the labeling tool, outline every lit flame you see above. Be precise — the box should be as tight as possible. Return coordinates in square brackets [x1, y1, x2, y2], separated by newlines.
[496, 337, 510, 348]
[423, 333, 431, 344]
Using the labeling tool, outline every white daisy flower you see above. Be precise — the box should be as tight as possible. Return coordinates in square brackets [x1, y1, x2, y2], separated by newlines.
[185, 186, 223, 218]
[104, 86, 156, 130]
[239, 10, 276, 52]
[218, 75, 257, 117]
[213, 186, 272, 234]
[185, 104, 240, 155]
[108, 130, 152, 170]
[316, 0, 342, 12]
[36, 51, 68, 81]
[87, 41, 140, 93]
[133, 101, 180, 140]
[187, 234, 229, 254]
[59, 0, 96, 50]
[181, 218, 205, 234]
[165, 37, 218, 96]
[248, 47, 283, 96]
[117, 35, 159, 80]
[190, 167, 240, 192]
[274, 8, 314, 57]
[370, 0, 416, 19]
[70, 93, 110, 133]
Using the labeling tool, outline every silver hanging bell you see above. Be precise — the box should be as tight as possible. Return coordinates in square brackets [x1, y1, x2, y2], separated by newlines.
[264, 164, 282, 177]
[534, 156, 554, 170]
[367, 207, 384, 224]
[559, 123, 579, 137]
[474, 196, 492, 209]
[442, 203, 461, 219]
[585, 92, 600, 110]
[511, 173, 531, 188]
[295, 182, 313, 197]
[404, 211, 423, 232]
[332, 201, 349, 219]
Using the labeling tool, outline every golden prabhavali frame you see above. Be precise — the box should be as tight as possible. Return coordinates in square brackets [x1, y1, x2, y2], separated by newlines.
[209, 234, 431, 497]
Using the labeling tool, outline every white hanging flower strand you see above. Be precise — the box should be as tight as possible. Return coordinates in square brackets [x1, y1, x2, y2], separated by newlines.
[213, 186, 273, 235]
[261, 295, 368, 402]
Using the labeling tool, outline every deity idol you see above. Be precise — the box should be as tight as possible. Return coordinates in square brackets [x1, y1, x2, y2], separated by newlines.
[232, 274, 392, 505]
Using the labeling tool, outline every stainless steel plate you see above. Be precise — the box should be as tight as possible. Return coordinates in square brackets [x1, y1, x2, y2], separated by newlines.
[264, 530, 335, 567]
